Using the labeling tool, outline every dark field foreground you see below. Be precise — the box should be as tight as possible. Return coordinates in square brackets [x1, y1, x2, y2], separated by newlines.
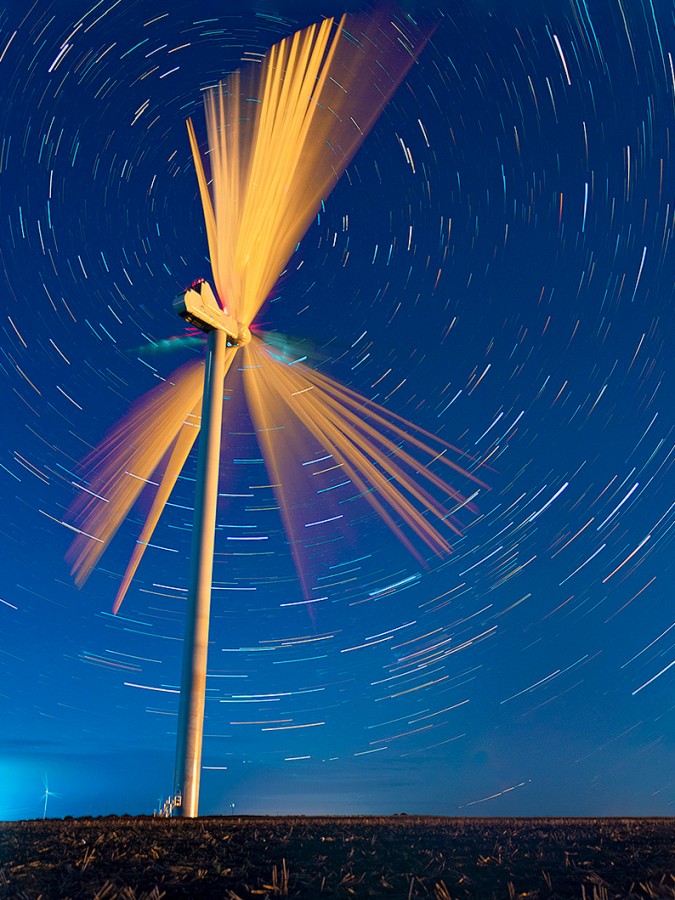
[1, 816, 674, 899]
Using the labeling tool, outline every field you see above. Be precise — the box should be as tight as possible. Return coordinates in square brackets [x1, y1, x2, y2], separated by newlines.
[1, 816, 673, 899]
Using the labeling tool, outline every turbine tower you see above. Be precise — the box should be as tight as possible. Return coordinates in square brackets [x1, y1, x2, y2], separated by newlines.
[171, 282, 249, 816]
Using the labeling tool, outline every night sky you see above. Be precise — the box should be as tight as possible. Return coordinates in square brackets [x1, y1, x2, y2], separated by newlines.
[1, 0, 673, 820]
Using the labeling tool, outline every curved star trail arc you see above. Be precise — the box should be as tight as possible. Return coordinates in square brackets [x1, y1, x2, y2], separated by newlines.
[0, 0, 672, 818]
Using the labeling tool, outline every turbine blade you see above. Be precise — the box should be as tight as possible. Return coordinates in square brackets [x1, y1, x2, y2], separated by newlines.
[67, 359, 205, 585]
[191, 12, 433, 327]
[243, 337, 479, 592]
[111, 402, 201, 615]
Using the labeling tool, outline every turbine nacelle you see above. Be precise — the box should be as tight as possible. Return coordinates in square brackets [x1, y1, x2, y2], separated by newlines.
[174, 279, 250, 345]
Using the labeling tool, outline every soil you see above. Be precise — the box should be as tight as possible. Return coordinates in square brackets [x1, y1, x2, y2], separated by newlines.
[1, 815, 673, 899]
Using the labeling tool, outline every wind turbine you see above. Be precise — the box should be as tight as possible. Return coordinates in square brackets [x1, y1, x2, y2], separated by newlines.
[68, 12, 484, 817]
[41, 774, 61, 819]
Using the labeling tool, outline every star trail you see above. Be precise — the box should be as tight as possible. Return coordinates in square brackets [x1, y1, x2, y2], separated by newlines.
[1, 0, 673, 818]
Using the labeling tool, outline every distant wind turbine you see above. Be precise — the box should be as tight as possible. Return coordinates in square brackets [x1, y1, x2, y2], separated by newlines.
[41, 774, 61, 819]
[67, 11, 484, 817]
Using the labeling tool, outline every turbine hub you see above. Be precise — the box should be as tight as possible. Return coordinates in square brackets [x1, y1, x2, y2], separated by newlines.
[230, 324, 251, 347]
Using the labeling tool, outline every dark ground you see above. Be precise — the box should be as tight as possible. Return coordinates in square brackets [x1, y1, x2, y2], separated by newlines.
[1, 816, 673, 899]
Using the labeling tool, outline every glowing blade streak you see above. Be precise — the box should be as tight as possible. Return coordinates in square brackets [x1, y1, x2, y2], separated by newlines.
[243, 339, 479, 578]
[111, 402, 201, 614]
[67, 359, 205, 585]
[187, 13, 432, 328]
